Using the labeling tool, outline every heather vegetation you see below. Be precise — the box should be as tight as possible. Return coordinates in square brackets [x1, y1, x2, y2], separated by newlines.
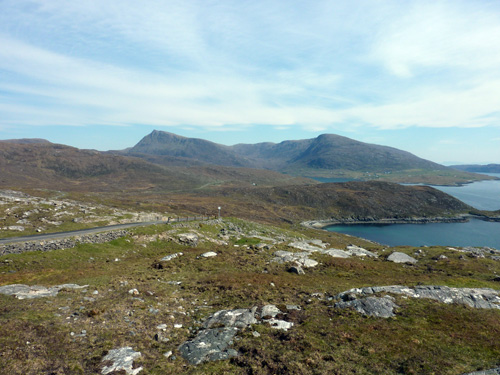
[1, 218, 500, 374]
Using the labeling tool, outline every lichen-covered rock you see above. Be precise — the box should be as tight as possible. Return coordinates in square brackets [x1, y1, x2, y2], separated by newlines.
[179, 305, 297, 365]
[179, 307, 257, 365]
[335, 296, 398, 318]
[178, 327, 239, 365]
[101, 347, 142, 375]
[203, 307, 258, 329]
[336, 285, 500, 310]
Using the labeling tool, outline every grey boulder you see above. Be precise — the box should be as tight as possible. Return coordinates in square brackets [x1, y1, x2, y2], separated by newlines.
[387, 252, 418, 264]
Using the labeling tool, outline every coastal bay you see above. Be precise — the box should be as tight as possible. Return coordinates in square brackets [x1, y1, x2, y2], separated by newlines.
[324, 175, 500, 247]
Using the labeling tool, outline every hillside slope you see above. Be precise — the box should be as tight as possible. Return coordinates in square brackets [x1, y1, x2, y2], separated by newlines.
[0, 142, 313, 193]
[172, 181, 475, 224]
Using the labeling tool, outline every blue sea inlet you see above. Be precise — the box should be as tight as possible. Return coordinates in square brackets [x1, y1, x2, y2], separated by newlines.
[325, 173, 500, 248]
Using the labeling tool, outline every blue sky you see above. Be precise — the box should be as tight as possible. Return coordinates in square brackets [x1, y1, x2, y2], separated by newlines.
[1, 0, 500, 164]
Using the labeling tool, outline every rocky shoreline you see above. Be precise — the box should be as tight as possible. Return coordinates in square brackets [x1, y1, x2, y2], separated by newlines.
[302, 213, 500, 229]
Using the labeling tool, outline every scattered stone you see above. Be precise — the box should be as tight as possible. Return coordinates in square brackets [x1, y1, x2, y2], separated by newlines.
[128, 289, 139, 296]
[160, 252, 183, 262]
[296, 258, 319, 268]
[101, 347, 142, 375]
[265, 318, 294, 331]
[254, 243, 273, 251]
[6, 226, 24, 231]
[154, 332, 170, 343]
[164, 351, 173, 359]
[288, 241, 324, 252]
[178, 233, 199, 247]
[272, 250, 318, 268]
[346, 245, 378, 258]
[288, 265, 305, 275]
[200, 251, 217, 258]
[259, 305, 281, 319]
[323, 249, 351, 258]
[203, 307, 258, 329]
[335, 296, 398, 318]
[387, 252, 418, 264]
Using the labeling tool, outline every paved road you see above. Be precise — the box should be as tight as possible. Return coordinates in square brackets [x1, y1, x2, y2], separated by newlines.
[0, 220, 167, 245]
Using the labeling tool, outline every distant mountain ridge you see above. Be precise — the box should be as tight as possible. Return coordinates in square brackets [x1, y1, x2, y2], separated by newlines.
[129, 130, 251, 168]
[0, 138, 51, 144]
[451, 164, 500, 173]
[127, 130, 449, 177]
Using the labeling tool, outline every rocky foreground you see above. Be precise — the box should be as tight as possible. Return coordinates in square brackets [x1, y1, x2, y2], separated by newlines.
[1, 215, 500, 374]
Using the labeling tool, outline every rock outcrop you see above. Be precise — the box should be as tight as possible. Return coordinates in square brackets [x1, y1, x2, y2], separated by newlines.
[179, 305, 296, 365]
[0, 283, 88, 299]
[334, 285, 500, 317]
[335, 296, 398, 318]
[387, 252, 418, 264]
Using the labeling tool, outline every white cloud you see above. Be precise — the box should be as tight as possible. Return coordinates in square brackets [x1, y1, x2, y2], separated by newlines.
[1, 0, 500, 140]
[344, 79, 500, 129]
[371, 1, 500, 77]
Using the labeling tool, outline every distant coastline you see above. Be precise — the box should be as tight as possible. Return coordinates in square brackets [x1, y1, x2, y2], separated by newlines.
[303, 213, 500, 229]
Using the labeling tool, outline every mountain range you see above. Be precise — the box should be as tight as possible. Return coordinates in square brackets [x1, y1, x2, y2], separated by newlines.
[128, 130, 444, 172]
[124, 130, 486, 184]
[0, 130, 491, 193]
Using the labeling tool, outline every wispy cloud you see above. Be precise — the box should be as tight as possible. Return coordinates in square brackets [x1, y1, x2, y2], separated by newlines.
[1, 0, 500, 137]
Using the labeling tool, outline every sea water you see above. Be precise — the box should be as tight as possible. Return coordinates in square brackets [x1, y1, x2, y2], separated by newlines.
[325, 173, 500, 248]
